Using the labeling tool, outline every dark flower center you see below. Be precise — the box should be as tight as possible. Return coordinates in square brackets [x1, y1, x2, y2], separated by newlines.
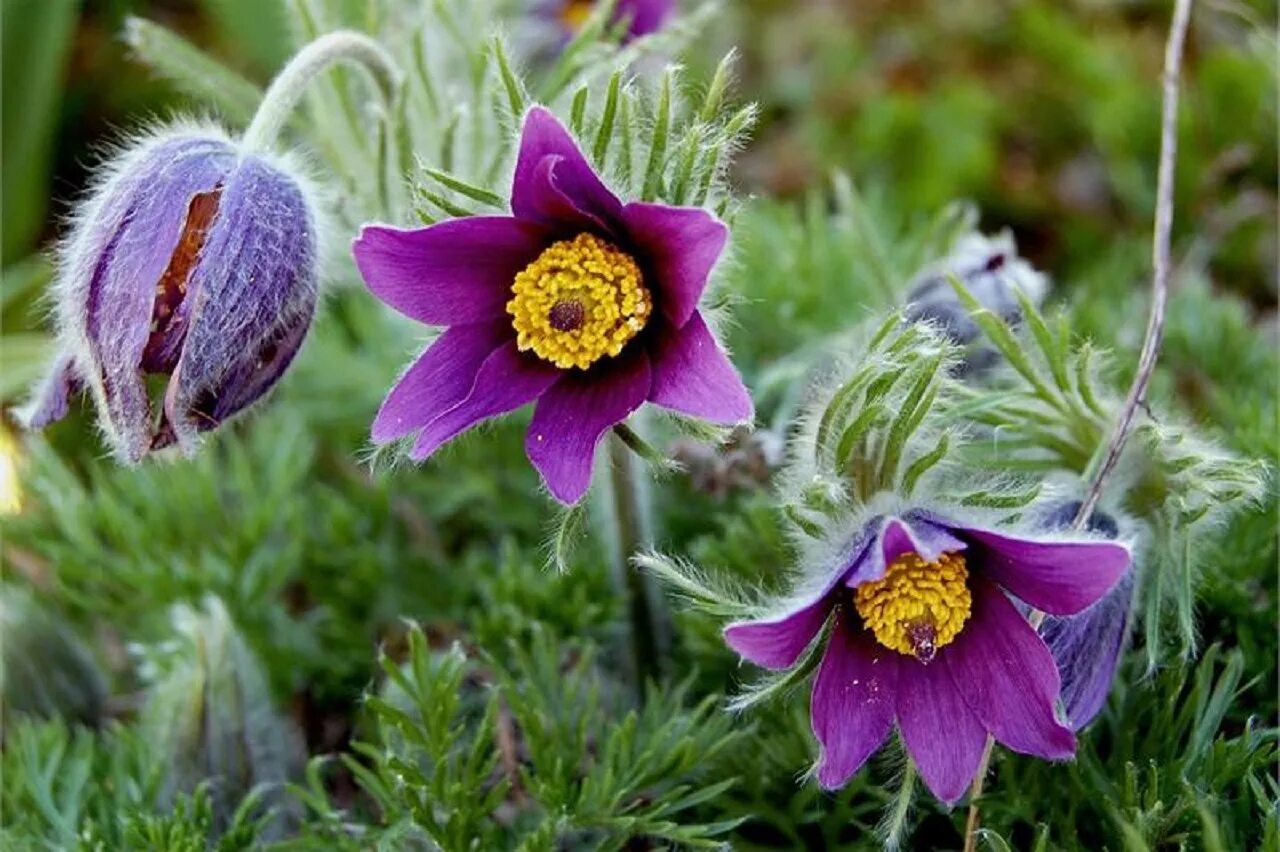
[548, 299, 585, 332]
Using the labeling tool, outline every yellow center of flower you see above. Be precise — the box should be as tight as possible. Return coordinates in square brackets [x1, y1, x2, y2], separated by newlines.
[853, 551, 971, 663]
[507, 232, 652, 370]
[560, 0, 594, 30]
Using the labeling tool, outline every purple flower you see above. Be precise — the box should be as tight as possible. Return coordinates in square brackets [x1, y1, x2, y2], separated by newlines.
[1038, 500, 1134, 731]
[537, 0, 674, 42]
[353, 107, 751, 504]
[723, 509, 1130, 803]
[22, 127, 319, 461]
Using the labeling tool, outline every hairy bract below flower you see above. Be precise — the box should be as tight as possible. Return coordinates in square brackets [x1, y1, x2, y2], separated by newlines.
[354, 107, 752, 504]
[724, 508, 1130, 803]
[21, 124, 320, 461]
[1037, 499, 1135, 731]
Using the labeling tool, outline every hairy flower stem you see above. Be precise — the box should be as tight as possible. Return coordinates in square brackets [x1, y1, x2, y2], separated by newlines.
[241, 31, 401, 154]
[961, 1, 1192, 848]
[607, 432, 668, 701]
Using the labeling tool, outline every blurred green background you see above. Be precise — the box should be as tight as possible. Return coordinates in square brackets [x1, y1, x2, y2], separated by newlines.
[4, 0, 1275, 293]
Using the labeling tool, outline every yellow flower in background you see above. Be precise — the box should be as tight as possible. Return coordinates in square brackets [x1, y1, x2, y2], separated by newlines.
[0, 423, 23, 514]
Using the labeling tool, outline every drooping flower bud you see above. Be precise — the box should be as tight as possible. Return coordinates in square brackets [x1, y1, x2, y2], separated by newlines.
[903, 231, 1048, 375]
[143, 596, 304, 840]
[1037, 499, 1134, 730]
[20, 124, 320, 462]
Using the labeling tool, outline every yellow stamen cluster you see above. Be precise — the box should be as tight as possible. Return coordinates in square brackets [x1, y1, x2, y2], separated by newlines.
[560, 0, 594, 30]
[508, 232, 651, 370]
[853, 551, 971, 663]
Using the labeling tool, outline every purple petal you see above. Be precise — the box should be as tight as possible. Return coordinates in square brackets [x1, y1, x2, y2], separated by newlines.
[623, 202, 727, 328]
[511, 107, 623, 234]
[1042, 567, 1135, 730]
[525, 349, 651, 504]
[79, 136, 236, 461]
[846, 516, 967, 588]
[724, 597, 833, 671]
[961, 526, 1131, 615]
[648, 312, 752, 423]
[616, 0, 673, 37]
[371, 322, 512, 443]
[164, 155, 317, 450]
[725, 520, 880, 670]
[411, 341, 561, 461]
[944, 577, 1075, 760]
[810, 610, 898, 788]
[896, 657, 988, 804]
[354, 217, 546, 326]
[19, 354, 80, 430]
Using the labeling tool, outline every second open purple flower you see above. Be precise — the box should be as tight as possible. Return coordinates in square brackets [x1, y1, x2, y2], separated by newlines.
[354, 107, 752, 504]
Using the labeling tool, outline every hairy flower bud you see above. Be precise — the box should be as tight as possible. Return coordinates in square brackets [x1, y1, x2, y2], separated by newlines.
[904, 231, 1048, 375]
[143, 597, 304, 840]
[21, 124, 321, 461]
[0, 586, 108, 729]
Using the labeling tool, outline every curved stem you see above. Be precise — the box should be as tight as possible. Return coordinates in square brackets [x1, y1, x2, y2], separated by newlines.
[961, 2, 1192, 849]
[241, 30, 401, 153]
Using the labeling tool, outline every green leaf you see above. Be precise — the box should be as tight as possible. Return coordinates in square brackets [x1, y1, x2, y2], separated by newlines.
[123, 17, 265, 126]
[1, 0, 77, 263]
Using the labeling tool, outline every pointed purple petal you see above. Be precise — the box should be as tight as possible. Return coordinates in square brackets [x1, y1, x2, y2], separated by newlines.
[648, 312, 752, 423]
[724, 597, 833, 671]
[19, 354, 81, 430]
[616, 0, 673, 37]
[623, 202, 727, 328]
[410, 341, 561, 461]
[846, 516, 967, 587]
[165, 155, 317, 450]
[371, 322, 512, 443]
[354, 217, 546, 326]
[944, 577, 1075, 760]
[897, 657, 988, 804]
[511, 107, 623, 233]
[1042, 567, 1135, 730]
[810, 610, 898, 788]
[79, 136, 235, 461]
[726, 520, 880, 670]
[525, 349, 651, 504]
[961, 526, 1131, 615]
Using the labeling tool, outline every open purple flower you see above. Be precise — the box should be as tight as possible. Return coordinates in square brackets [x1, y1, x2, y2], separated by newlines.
[723, 509, 1130, 803]
[536, 0, 673, 42]
[353, 107, 751, 504]
[22, 127, 319, 461]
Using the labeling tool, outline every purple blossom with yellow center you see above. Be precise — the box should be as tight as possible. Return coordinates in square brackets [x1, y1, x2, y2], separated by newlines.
[353, 107, 752, 504]
[22, 127, 319, 461]
[724, 509, 1130, 803]
[539, 0, 673, 41]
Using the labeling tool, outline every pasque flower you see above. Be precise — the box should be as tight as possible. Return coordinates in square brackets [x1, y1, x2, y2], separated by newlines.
[354, 107, 752, 503]
[724, 508, 1130, 803]
[1037, 500, 1135, 731]
[21, 125, 319, 461]
[538, 0, 673, 41]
